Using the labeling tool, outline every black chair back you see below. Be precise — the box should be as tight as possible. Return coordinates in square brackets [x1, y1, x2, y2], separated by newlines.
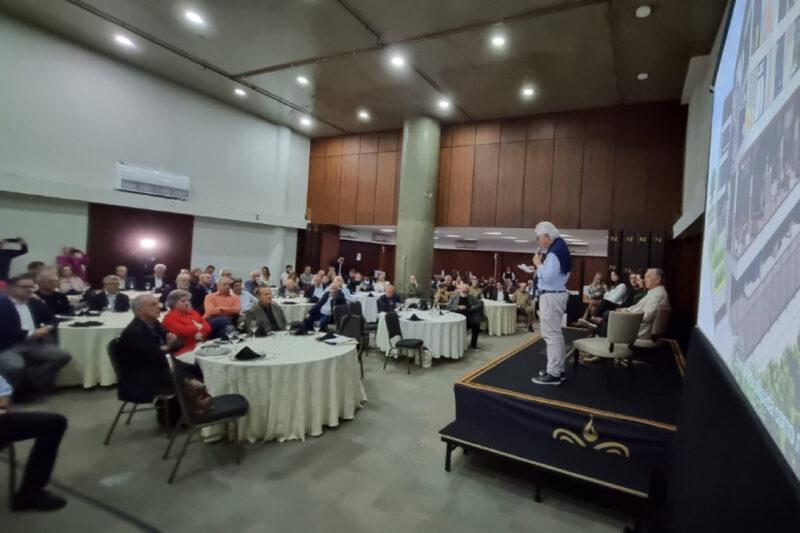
[333, 304, 350, 332]
[165, 353, 196, 427]
[385, 311, 402, 340]
[349, 300, 363, 317]
[106, 338, 122, 377]
[340, 314, 364, 341]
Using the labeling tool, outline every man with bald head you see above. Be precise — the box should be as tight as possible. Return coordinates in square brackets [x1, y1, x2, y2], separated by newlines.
[377, 285, 401, 313]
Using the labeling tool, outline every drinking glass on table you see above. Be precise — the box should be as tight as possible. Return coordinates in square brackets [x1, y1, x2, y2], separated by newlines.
[313, 320, 320, 334]
[145, 281, 151, 291]
[249, 320, 259, 338]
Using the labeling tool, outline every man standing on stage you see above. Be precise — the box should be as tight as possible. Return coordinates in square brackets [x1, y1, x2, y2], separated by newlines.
[529, 221, 572, 385]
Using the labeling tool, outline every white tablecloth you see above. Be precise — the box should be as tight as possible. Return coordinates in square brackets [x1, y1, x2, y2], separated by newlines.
[350, 292, 380, 322]
[482, 300, 517, 336]
[56, 311, 134, 387]
[273, 297, 314, 324]
[375, 310, 466, 361]
[188, 334, 366, 443]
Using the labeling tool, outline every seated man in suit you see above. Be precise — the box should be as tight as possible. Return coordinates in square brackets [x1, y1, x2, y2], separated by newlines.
[304, 273, 326, 302]
[448, 282, 483, 350]
[303, 282, 346, 332]
[593, 268, 671, 339]
[0, 373, 68, 511]
[243, 271, 261, 295]
[34, 267, 72, 316]
[486, 281, 512, 303]
[243, 286, 286, 334]
[0, 275, 71, 394]
[377, 284, 401, 314]
[279, 278, 302, 299]
[513, 282, 534, 332]
[83, 275, 130, 312]
[115, 265, 137, 291]
[142, 263, 170, 293]
[406, 275, 420, 298]
[203, 277, 241, 337]
[191, 273, 214, 314]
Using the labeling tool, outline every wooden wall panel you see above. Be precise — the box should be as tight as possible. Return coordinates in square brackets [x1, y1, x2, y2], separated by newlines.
[374, 152, 398, 225]
[611, 143, 648, 229]
[447, 145, 475, 226]
[501, 119, 527, 142]
[310, 139, 326, 158]
[551, 137, 584, 228]
[528, 115, 555, 140]
[379, 131, 400, 152]
[307, 157, 326, 221]
[452, 123, 477, 146]
[338, 155, 359, 225]
[355, 153, 378, 224]
[471, 143, 500, 226]
[495, 142, 526, 227]
[440, 126, 453, 147]
[437, 147, 452, 226]
[475, 121, 501, 144]
[322, 156, 343, 224]
[360, 133, 379, 154]
[579, 138, 615, 228]
[326, 137, 344, 156]
[554, 111, 585, 138]
[522, 140, 554, 227]
[342, 135, 361, 155]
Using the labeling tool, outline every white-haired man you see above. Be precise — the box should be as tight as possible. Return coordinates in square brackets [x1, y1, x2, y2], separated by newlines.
[527, 221, 572, 385]
[143, 263, 168, 292]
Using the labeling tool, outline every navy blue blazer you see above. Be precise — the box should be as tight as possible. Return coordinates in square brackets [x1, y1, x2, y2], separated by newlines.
[0, 295, 56, 352]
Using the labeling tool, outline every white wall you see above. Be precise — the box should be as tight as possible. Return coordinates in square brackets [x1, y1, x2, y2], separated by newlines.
[0, 15, 309, 229]
[0, 192, 88, 277]
[191, 217, 297, 283]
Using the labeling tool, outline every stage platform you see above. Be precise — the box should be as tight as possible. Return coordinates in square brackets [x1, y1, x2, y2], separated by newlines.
[440, 328, 686, 528]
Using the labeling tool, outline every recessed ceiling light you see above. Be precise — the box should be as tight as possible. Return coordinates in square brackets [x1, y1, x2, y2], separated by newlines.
[114, 34, 135, 48]
[434, 237, 439, 240]
[390, 54, 405, 67]
[380, 228, 394, 233]
[296, 75, 309, 86]
[514, 240, 529, 243]
[139, 238, 156, 249]
[184, 10, 205, 25]
[484, 231, 502, 235]
[491, 35, 506, 47]
[560, 233, 572, 237]
[357, 109, 371, 121]
[300, 117, 312, 127]
[637, 72, 649, 81]
[521, 86, 535, 98]
[234, 88, 247, 97]
[635, 5, 652, 18]
[501, 236, 517, 240]
[445, 234, 461, 238]
[438, 98, 451, 110]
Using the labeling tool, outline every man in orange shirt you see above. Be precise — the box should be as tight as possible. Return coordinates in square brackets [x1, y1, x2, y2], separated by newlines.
[203, 277, 241, 338]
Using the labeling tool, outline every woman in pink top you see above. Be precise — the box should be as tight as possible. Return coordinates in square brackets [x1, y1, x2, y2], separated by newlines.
[56, 246, 90, 281]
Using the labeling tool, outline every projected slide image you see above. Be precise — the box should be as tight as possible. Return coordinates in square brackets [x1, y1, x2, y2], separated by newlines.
[700, 0, 800, 478]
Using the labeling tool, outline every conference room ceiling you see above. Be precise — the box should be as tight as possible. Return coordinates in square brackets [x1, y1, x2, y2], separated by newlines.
[0, 0, 726, 137]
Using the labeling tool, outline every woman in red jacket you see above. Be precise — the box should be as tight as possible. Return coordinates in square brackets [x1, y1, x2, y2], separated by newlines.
[162, 289, 211, 355]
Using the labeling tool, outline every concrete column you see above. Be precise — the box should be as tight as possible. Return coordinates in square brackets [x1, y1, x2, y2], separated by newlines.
[394, 116, 440, 298]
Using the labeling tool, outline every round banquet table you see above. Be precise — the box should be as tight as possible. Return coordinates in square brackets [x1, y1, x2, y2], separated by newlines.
[56, 311, 134, 387]
[482, 299, 518, 336]
[273, 297, 315, 324]
[350, 291, 380, 322]
[375, 309, 466, 364]
[184, 334, 367, 443]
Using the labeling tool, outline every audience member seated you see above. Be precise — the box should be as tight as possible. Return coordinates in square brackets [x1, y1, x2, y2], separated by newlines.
[84, 275, 130, 312]
[191, 273, 215, 314]
[0, 275, 71, 394]
[594, 268, 671, 339]
[27, 261, 45, 278]
[578, 270, 628, 328]
[448, 282, 483, 350]
[243, 287, 286, 335]
[244, 271, 261, 294]
[173, 273, 192, 292]
[0, 237, 28, 281]
[260, 266, 271, 285]
[299, 265, 314, 287]
[486, 281, 512, 302]
[468, 278, 483, 297]
[189, 268, 202, 285]
[377, 285, 401, 313]
[440, 274, 455, 293]
[406, 275, 420, 298]
[627, 272, 647, 306]
[56, 246, 89, 281]
[329, 275, 353, 301]
[356, 273, 374, 292]
[280, 265, 294, 287]
[232, 278, 257, 312]
[502, 266, 516, 285]
[433, 286, 451, 306]
[203, 277, 241, 337]
[305, 273, 326, 302]
[115, 265, 136, 291]
[373, 271, 389, 292]
[347, 268, 357, 283]
[35, 268, 72, 316]
[513, 282, 534, 332]
[118, 294, 200, 401]
[279, 278, 302, 298]
[219, 267, 233, 280]
[204, 264, 217, 283]
[57, 265, 85, 294]
[303, 282, 346, 332]
[162, 290, 211, 355]
[0, 373, 68, 511]
[143, 263, 169, 292]
[573, 271, 608, 325]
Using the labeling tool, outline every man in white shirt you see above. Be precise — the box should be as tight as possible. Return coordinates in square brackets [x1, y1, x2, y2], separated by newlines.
[280, 265, 294, 287]
[232, 278, 257, 312]
[596, 268, 670, 339]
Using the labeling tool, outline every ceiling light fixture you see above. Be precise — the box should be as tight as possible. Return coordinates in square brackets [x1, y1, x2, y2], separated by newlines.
[514, 240, 529, 243]
[114, 34, 135, 48]
[445, 234, 461, 238]
[234, 88, 247, 97]
[491, 35, 506, 47]
[484, 232, 502, 235]
[184, 10, 205, 25]
[637, 72, 649, 81]
[380, 229, 395, 233]
[635, 5, 652, 18]
[390, 54, 405, 67]
[357, 109, 371, 121]
[501, 236, 517, 240]
[300, 117, 312, 127]
[438, 98, 451, 110]
[139, 238, 156, 249]
[521, 86, 535, 98]
[296, 75, 309, 86]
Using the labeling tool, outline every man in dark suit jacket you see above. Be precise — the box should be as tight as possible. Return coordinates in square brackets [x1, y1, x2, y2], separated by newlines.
[34, 267, 72, 316]
[242, 287, 287, 334]
[485, 282, 513, 303]
[141, 263, 170, 293]
[377, 285, 402, 314]
[303, 283, 347, 332]
[191, 273, 215, 314]
[0, 275, 71, 393]
[83, 276, 130, 312]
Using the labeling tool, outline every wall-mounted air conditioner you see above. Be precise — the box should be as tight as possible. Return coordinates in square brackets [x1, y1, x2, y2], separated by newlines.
[116, 162, 190, 201]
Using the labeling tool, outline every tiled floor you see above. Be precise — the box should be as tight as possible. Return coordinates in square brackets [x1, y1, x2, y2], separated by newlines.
[1, 327, 628, 532]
